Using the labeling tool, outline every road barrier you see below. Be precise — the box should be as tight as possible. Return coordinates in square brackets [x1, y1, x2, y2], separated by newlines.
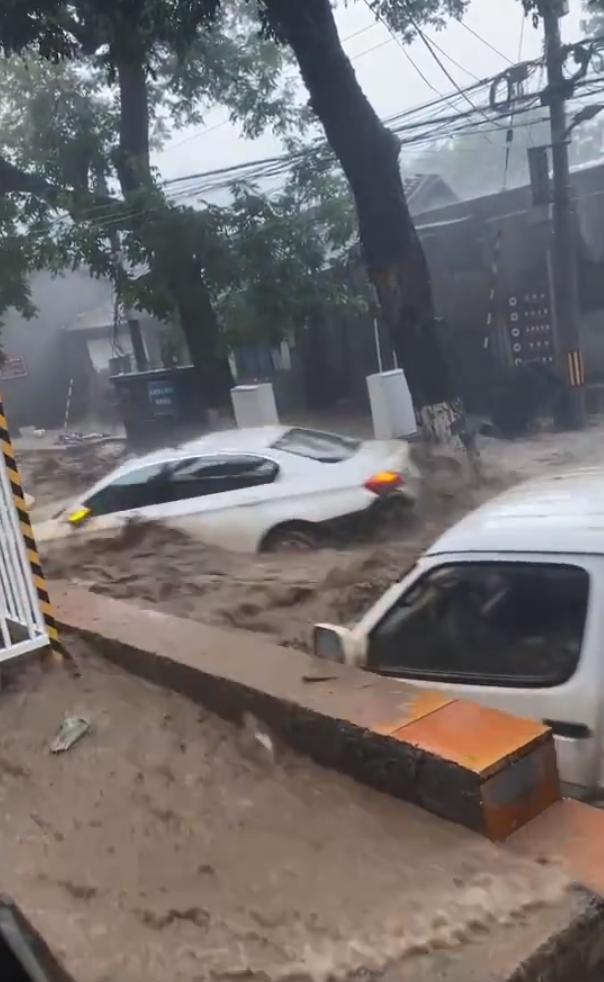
[0, 394, 63, 665]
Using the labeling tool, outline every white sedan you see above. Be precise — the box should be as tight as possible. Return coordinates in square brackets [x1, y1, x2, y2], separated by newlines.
[35, 425, 419, 553]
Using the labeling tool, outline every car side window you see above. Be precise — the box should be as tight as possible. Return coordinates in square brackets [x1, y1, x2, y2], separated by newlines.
[85, 462, 171, 516]
[85, 455, 279, 516]
[164, 454, 279, 502]
[367, 562, 589, 688]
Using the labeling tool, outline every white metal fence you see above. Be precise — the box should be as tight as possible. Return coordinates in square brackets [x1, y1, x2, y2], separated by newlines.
[0, 445, 49, 665]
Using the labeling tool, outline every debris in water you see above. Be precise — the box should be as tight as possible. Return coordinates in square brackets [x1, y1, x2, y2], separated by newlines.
[238, 712, 275, 768]
[50, 716, 91, 753]
[302, 674, 338, 683]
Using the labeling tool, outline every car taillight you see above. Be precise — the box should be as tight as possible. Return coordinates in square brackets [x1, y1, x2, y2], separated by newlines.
[364, 471, 404, 495]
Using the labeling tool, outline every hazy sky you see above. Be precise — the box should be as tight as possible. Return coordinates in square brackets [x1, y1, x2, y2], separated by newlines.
[153, 0, 586, 185]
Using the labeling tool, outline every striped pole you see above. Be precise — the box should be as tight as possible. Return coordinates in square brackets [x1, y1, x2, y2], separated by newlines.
[483, 227, 503, 351]
[63, 377, 74, 432]
[567, 350, 585, 388]
[0, 395, 65, 667]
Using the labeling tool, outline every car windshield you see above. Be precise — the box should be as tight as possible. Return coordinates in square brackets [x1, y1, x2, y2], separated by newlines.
[271, 428, 361, 463]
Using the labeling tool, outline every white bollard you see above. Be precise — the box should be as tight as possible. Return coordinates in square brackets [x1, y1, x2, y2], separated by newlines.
[231, 382, 279, 428]
[366, 369, 417, 440]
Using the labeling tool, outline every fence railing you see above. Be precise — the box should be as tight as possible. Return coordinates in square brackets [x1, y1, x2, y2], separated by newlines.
[0, 393, 61, 665]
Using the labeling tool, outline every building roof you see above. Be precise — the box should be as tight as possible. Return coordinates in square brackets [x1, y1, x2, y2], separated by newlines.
[67, 303, 115, 333]
[428, 467, 604, 558]
[403, 173, 458, 214]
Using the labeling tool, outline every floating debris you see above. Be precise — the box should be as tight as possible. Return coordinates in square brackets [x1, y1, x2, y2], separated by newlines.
[50, 716, 91, 753]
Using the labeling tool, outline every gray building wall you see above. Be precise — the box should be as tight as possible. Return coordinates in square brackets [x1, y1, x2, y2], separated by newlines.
[0, 270, 113, 428]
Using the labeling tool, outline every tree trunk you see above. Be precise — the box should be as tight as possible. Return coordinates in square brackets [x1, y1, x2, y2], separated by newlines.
[161, 247, 232, 405]
[262, 0, 460, 425]
[113, 41, 231, 405]
[115, 51, 151, 194]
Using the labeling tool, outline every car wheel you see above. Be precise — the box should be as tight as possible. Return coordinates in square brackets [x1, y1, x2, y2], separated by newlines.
[263, 523, 322, 553]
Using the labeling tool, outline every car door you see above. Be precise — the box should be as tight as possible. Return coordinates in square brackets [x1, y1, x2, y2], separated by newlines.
[132, 453, 281, 550]
[362, 552, 604, 794]
[80, 460, 173, 531]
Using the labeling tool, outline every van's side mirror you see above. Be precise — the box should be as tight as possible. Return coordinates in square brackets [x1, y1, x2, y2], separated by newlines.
[313, 624, 367, 667]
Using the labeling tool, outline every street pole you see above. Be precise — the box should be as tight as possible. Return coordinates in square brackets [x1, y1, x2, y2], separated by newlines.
[540, 0, 586, 428]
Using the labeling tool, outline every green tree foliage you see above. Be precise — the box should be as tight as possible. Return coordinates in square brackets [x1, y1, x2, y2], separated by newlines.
[214, 155, 370, 345]
[0, 11, 365, 371]
[0, 1, 305, 395]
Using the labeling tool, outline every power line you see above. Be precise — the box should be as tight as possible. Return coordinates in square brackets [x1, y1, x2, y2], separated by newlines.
[500, 8, 530, 192]
[341, 21, 379, 44]
[518, 7, 526, 63]
[421, 31, 482, 83]
[162, 116, 230, 153]
[25, 60, 604, 234]
[25, 90, 604, 243]
[402, 4, 501, 141]
[458, 21, 515, 66]
[161, 23, 388, 158]
[351, 36, 393, 62]
[158, 23, 390, 157]
[360, 0, 446, 97]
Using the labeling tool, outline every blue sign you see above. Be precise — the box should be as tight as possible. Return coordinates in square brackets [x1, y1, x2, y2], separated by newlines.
[148, 379, 176, 416]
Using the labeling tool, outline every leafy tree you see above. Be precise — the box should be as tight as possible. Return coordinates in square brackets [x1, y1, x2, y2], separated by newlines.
[213, 153, 370, 345]
[0, 30, 364, 387]
[0, 1, 302, 402]
[255, 0, 468, 422]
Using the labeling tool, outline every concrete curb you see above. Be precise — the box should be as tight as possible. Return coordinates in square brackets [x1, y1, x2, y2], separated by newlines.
[54, 583, 559, 839]
[49, 584, 604, 981]
[507, 894, 604, 982]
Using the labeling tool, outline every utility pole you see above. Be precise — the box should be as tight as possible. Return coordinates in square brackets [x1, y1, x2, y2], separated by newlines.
[540, 0, 586, 429]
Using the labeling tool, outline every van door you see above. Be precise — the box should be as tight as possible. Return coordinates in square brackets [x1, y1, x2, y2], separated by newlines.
[363, 553, 604, 795]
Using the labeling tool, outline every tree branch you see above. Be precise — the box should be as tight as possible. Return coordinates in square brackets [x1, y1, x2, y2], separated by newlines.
[0, 155, 128, 231]
[0, 157, 59, 199]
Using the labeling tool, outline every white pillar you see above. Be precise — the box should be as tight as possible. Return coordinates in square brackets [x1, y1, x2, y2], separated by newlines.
[231, 382, 279, 428]
[366, 369, 417, 440]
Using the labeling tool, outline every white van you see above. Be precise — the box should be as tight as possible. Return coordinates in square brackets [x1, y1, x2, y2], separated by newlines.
[314, 468, 604, 799]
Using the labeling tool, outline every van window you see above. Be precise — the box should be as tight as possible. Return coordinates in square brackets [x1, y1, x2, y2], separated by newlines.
[368, 562, 588, 688]
[85, 455, 279, 516]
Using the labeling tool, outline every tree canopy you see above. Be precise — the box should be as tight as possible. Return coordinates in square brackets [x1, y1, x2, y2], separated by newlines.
[0, 2, 371, 379]
[0, 0, 307, 388]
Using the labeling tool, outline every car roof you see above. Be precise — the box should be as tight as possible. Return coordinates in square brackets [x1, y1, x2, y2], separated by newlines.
[428, 466, 604, 558]
[111, 426, 290, 477]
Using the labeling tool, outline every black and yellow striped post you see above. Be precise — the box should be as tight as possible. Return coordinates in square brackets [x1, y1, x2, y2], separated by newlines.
[0, 395, 65, 667]
[567, 350, 585, 388]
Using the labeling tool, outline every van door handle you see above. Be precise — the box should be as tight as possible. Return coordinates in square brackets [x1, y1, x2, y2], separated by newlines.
[543, 720, 592, 739]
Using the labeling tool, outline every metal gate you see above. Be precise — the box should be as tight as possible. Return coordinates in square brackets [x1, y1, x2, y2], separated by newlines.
[0, 395, 60, 665]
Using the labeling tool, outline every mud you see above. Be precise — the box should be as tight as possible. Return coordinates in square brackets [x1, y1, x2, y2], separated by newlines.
[21, 442, 128, 519]
[0, 641, 572, 982]
[39, 446, 503, 651]
[36, 420, 604, 651]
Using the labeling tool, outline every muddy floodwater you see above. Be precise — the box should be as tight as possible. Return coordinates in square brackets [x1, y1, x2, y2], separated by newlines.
[0, 643, 570, 982]
[37, 420, 604, 652]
